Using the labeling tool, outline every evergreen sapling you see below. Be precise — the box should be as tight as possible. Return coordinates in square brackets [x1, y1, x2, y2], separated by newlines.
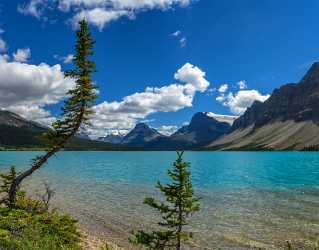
[132, 151, 200, 250]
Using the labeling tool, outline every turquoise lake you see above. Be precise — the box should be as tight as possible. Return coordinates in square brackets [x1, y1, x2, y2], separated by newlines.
[1, 151, 319, 249]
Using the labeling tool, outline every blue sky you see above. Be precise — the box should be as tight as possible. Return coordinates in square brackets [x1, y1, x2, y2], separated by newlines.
[0, 0, 318, 137]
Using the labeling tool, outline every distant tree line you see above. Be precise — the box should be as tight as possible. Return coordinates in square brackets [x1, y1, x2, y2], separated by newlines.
[302, 145, 319, 151]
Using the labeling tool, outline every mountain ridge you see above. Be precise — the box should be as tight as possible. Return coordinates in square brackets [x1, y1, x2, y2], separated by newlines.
[3, 60, 319, 152]
[0, 110, 129, 151]
[117, 112, 231, 149]
[121, 123, 166, 147]
[209, 62, 319, 150]
[170, 112, 231, 147]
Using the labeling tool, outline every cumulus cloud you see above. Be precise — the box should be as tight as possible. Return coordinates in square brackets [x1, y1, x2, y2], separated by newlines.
[218, 83, 228, 93]
[71, 8, 131, 30]
[88, 63, 209, 138]
[0, 59, 74, 125]
[0, 58, 207, 136]
[6, 105, 56, 125]
[13, 48, 31, 62]
[157, 125, 178, 136]
[0, 54, 10, 62]
[18, 0, 194, 29]
[217, 90, 270, 115]
[174, 63, 209, 93]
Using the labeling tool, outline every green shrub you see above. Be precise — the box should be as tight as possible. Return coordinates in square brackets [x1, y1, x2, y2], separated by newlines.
[0, 196, 81, 250]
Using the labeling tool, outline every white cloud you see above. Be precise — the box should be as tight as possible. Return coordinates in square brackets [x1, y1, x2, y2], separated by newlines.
[71, 8, 131, 30]
[13, 48, 31, 62]
[18, 0, 194, 30]
[58, 0, 106, 11]
[218, 83, 228, 93]
[88, 63, 209, 138]
[0, 38, 7, 52]
[237, 80, 247, 90]
[174, 63, 209, 93]
[111, 0, 191, 9]
[58, 0, 191, 10]
[0, 59, 74, 125]
[0, 54, 10, 62]
[6, 105, 56, 126]
[217, 90, 270, 115]
[54, 54, 74, 64]
[216, 95, 225, 102]
[18, 0, 51, 20]
[63, 54, 74, 64]
[157, 125, 178, 136]
[171, 30, 187, 48]
[0, 58, 207, 136]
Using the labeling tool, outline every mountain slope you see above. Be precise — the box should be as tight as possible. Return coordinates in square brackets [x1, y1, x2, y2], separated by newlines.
[170, 112, 231, 147]
[0, 110, 45, 129]
[209, 62, 319, 150]
[121, 123, 165, 147]
[0, 110, 128, 150]
[119, 113, 231, 149]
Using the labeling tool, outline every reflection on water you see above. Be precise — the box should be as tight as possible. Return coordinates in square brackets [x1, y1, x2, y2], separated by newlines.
[1, 151, 319, 249]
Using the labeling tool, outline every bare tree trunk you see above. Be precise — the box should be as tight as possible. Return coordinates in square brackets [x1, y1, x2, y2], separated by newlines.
[8, 147, 60, 208]
[8, 108, 85, 208]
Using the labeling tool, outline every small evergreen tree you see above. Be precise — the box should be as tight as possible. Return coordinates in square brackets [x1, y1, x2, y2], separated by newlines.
[0, 166, 18, 206]
[132, 151, 200, 250]
[6, 19, 97, 208]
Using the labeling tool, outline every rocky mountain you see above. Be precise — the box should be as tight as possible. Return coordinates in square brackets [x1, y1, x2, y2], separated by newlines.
[113, 113, 232, 149]
[0, 110, 45, 129]
[0, 110, 127, 150]
[209, 62, 319, 150]
[0, 110, 231, 150]
[170, 112, 231, 147]
[121, 123, 165, 147]
[98, 134, 124, 144]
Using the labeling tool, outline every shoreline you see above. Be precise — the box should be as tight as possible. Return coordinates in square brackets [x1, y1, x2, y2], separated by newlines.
[79, 226, 126, 250]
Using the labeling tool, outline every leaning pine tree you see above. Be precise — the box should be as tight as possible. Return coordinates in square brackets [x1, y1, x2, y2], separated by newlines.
[132, 151, 200, 250]
[5, 19, 97, 208]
